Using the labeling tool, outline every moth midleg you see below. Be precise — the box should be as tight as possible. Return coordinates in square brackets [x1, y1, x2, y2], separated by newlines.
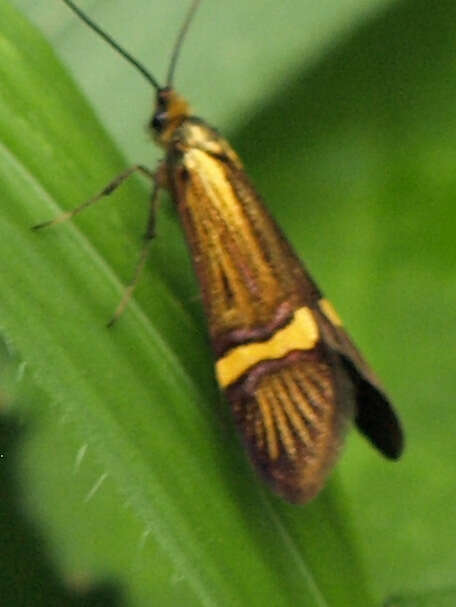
[31, 164, 156, 230]
[107, 180, 161, 327]
[32, 163, 164, 325]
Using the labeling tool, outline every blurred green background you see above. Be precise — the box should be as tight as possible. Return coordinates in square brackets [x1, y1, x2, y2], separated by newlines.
[1, 0, 455, 605]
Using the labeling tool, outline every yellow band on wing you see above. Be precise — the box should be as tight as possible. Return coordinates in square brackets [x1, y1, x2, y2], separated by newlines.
[216, 306, 319, 389]
[318, 298, 343, 326]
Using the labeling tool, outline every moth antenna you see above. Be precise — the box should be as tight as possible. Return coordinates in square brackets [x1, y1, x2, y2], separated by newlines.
[166, 0, 201, 86]
[60, 0, 161, 89]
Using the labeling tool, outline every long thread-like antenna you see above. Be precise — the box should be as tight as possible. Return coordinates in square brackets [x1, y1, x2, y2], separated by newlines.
[61, 0, 160, 89]
[166, 0, 201, 86]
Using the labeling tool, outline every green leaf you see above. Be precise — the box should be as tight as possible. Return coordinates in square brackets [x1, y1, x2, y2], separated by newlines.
[385, 587, 456, 607]
[3, 0, 456, 605]
[1, 2, 374, 606]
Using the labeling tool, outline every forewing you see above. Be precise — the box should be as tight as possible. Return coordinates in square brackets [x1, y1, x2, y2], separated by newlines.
[227, 345, 354, 503]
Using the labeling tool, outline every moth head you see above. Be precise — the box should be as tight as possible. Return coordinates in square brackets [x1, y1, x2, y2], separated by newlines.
[59, 0, 200, 147]
[150, 87, 191, 146]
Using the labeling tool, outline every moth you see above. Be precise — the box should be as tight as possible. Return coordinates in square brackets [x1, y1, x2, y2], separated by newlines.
[35, 0, 404, 503]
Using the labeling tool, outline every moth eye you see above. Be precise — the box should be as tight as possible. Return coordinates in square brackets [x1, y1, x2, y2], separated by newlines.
[151, 112, 167, 133]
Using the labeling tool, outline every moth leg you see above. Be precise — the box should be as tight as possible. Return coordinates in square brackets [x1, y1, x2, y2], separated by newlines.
[107, 179, 161, 328]
[31, 164, 155, 230]
[143, 162, 168, 241]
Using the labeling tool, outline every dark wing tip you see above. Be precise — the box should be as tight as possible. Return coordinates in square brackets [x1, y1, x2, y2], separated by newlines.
[353, 375, 404, 460]
[314, 308, 404, 460]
